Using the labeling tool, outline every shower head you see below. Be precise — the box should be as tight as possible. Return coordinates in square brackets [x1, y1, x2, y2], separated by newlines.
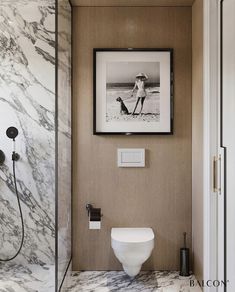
[6, 127, 18, 140]
[6, 127, 20, 161]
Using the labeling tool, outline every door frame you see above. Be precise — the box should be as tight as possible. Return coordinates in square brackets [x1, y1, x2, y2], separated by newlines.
[203, 0, 222, 291]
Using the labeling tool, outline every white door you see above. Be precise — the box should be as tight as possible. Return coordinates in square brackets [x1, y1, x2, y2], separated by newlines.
[222, 0, 235, 290]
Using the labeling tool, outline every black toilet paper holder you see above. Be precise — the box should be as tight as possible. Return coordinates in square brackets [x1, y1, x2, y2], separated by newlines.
[86, 204, 103, 221]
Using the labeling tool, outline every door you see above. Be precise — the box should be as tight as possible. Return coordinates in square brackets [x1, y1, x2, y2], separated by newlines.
[221, 0, 235, 290]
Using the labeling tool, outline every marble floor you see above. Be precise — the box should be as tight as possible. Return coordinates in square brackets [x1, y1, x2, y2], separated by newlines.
[0, 262, 55, 292]
[0, 266, 202, 292]
[66, 271, 202, 292]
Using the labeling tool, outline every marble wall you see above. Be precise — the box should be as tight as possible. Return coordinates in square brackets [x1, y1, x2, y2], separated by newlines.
[0, 0, 56, 266]
[0, 4, 71, 290]
[57, 0, 72, 289]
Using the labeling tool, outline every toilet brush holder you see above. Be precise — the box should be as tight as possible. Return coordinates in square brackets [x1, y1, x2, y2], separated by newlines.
[180, 232, 190, 277]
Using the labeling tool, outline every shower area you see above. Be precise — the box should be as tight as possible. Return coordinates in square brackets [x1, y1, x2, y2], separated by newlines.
[0, 0, 72, 291]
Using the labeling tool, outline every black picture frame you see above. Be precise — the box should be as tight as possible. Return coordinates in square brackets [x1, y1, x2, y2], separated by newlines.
[93, 48, 174, 135]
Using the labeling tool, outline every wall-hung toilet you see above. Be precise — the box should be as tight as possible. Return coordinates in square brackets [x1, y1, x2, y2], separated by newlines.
[111, 228, 155, 277]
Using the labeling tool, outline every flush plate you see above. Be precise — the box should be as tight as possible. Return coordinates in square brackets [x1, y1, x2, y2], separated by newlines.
[117, 148, 145, 167]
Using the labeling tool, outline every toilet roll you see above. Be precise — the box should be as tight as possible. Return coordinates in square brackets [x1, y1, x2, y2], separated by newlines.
[89, 221, 101, 229]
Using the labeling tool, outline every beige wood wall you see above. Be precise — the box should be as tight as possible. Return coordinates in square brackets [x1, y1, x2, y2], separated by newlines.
[72, 6, 192, 270]
[192, 0, 203, 281]
[71, 0, 195, 6]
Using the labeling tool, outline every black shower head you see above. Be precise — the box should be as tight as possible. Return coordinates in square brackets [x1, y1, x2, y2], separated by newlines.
[6, 127, 18, 140]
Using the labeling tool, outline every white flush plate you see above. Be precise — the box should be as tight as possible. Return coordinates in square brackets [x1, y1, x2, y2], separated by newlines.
[117, 148, 145, 167]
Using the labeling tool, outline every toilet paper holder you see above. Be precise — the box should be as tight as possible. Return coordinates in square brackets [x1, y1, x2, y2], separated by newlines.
[86, 204, 102, 221]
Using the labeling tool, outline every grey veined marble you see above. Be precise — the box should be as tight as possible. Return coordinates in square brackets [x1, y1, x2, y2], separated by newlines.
[0, 1, 56, 265]
[66, 271, 202, 292]
[57, 0, 72, 288]
[0, 262, 55, 292]
[0, 268, 202, 292]
[1, 0, 55, 6]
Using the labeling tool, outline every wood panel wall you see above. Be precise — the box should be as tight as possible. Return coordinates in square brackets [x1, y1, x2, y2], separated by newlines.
[72, 6, 192, 270]
[71, 0, 194, 7]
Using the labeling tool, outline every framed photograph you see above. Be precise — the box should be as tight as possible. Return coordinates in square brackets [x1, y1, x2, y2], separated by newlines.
[93, 48, 173, 135]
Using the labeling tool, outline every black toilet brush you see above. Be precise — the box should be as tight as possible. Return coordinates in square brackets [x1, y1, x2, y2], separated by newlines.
[180, 232, 190, 277]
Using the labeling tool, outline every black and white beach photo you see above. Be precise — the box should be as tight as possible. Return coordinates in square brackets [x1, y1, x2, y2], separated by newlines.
[94, 49, 173, 134]
[106, 62, 160, 123]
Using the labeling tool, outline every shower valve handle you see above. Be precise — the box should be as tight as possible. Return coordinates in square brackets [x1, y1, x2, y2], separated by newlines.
[0, 150, 5, 165]
[12, 151, 20, 161]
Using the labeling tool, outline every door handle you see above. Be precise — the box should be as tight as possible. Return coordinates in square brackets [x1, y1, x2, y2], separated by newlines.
[213, 155, 221, 194]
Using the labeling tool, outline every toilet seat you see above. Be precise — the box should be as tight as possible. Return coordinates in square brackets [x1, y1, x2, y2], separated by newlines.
[111, 228, 154, 243]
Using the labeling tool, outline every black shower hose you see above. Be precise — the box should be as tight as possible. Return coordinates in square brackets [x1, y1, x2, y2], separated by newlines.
[0, 159, 25, 261]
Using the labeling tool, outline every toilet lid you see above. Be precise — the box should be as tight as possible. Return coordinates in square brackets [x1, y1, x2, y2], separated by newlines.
[111, 228, 154, 243]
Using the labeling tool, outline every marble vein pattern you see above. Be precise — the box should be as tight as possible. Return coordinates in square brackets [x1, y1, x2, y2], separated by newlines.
[0, 1, 56, 266]
[57, 0, 72, 289]
[0, 262, 55, 292]
[66, 271, 202, 292]
[1, 0, 55, 6]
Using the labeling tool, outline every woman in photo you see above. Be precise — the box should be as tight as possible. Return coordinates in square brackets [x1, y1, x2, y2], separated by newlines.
[131, 72, 148, 115]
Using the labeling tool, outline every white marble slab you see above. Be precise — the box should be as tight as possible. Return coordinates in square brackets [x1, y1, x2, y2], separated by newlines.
[0, 1, 56, 266]
[57, 0, 72, 287]
[0, 267, 202, 292]
[1, 0, 55, 6]
[0, 263, 55, 292]
[66, 271, 202, 292]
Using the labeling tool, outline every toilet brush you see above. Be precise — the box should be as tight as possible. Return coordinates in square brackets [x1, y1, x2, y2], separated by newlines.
[179, 232, 190, 277]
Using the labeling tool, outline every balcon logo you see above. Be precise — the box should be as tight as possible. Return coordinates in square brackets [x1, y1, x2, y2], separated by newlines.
[190, 279, 229, 288]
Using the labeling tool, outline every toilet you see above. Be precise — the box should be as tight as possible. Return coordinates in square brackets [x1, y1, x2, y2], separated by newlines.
[111, 228, 155, 277]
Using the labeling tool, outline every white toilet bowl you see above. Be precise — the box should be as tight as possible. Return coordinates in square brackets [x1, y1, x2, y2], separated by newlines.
[111, 228, 155, 277]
